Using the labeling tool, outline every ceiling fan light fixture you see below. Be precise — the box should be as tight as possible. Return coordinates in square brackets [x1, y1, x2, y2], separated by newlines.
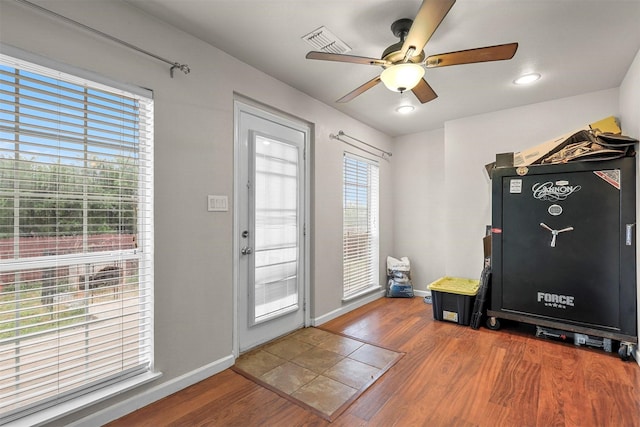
[514, 73, 541, 85]
[380, 63, 425, 92]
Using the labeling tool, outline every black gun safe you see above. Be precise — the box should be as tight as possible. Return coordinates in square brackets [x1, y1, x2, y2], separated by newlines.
[488, 157, 637, 352]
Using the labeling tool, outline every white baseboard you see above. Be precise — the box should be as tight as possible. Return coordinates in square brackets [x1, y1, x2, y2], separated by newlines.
[312, 290, 384, 326]
[413, 289, 430, 297]
[69, 354, 235, 427]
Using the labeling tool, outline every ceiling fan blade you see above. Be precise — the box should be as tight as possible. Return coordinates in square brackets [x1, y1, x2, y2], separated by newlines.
[411, 78, 438, 104]
[401, 0, 456, 59]
[337, 76, 382, 103]
[306, 51, 389, 66]
[425, 43, 518, 68]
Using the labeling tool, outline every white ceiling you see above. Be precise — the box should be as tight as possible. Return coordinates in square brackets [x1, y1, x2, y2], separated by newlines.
[126, 0, 640, 137]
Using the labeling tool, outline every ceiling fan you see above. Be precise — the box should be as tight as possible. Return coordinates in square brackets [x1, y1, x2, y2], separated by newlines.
[305, 0, 518, 104]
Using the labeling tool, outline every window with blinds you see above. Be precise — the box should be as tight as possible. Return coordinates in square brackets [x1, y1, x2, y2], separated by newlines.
[0, 54, 153, 423]
[342, 153, 379, 298]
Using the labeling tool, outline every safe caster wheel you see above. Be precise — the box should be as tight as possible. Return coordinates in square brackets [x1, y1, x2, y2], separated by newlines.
[618, 343, 631, 361]
[486, 317, 501, 331]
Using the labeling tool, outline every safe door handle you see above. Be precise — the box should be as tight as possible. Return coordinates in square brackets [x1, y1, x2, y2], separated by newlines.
[241, 247, 253, 255]
[626, 224, 635, 246]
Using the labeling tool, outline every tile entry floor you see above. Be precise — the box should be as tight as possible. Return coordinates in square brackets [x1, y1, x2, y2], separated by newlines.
[233, 328, 403, 421]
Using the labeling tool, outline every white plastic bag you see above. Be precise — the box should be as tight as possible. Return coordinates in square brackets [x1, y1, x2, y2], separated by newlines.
[386, 256, 410, 273]
[386, 256, 414, 298]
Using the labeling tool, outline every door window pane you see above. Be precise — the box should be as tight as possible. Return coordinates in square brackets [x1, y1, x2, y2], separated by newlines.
[253, 135, 299, 323]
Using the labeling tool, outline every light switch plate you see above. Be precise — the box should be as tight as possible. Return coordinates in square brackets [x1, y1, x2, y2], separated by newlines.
[207, 195, 228, 212]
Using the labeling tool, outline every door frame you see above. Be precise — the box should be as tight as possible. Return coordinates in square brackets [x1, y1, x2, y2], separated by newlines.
[232, 97, 311, 357]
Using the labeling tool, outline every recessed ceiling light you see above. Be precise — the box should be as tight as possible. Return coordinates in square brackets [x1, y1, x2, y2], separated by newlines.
[395, 104, 415, 114]
[514, 73, 541, 85]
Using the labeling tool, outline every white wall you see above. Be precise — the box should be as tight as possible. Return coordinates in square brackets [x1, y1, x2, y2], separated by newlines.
[619, 46, 640, 365]
[443, 89, 619, 279]
[0, 0, 394, 424]
[620, 48, 640, 140]
[392, 129, 446, 291]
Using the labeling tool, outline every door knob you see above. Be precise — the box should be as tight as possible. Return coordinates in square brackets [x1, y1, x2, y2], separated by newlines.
[241, 247, 253, 255]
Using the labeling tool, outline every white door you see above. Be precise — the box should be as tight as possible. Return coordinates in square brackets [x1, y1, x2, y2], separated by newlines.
[235, 102, 308, 352]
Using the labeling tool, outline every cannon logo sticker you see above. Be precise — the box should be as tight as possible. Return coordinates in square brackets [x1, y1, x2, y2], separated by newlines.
[594, 169, 621, 190]
[532, 181, 581, 201]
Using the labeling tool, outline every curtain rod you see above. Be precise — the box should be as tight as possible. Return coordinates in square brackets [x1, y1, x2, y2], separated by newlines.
[331, 135, 385, 159]
[14, 0, 191, 78]
[330, 130, 392, 159]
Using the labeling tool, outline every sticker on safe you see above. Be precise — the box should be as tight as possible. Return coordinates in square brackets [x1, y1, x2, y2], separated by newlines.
[509, 179, 522, 194]
[594, 169, 621, 190]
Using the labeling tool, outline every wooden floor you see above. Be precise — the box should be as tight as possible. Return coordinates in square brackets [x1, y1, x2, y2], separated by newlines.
[107, 297, 640, 427]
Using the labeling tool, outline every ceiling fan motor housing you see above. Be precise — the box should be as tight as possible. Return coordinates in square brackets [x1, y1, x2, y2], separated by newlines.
[383, 19, 425, 65]
[391, 18, 413, 39]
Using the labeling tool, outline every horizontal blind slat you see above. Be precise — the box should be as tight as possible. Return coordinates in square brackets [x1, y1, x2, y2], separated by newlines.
[0, 84, 140, 120]
[0, 99, 148, 130]
[0, 68, 140, 105]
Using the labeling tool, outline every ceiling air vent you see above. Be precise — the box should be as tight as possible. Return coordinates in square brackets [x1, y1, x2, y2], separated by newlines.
[302, 26, 351, 54]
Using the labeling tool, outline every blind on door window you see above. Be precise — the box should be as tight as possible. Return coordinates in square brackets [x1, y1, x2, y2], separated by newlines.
[343, 153, 379, 298]
[253, 134, 300, 323]
[0, 54, 154, 423]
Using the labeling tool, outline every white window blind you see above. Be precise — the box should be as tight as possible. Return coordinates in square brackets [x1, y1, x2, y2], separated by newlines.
[253, 134, 300, 323]
[0, 54, 154, 423]
[343, 153, 379, 298]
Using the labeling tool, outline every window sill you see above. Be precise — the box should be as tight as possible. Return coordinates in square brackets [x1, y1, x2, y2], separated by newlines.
[342, 285, 383, 303]
[12, 371, 162, 427]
